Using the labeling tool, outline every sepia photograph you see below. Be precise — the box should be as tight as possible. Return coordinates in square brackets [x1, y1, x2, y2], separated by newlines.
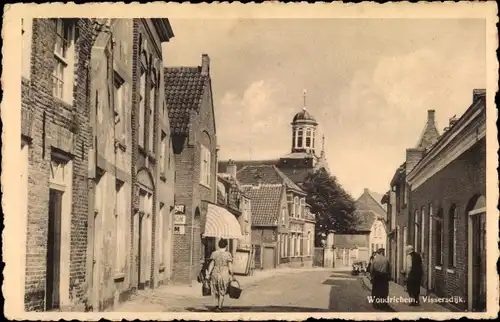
[2, 2, 498, 321]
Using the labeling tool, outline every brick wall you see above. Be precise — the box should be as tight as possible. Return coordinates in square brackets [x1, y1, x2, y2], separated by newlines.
[170, 70, 217, 284]
[409, 137, 486, 310]
[23, 18, 93, 311]
[130, 19, 169, 293]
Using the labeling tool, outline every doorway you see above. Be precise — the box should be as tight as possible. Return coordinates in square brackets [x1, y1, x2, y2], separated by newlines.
[263, 247, 275, 270]
[428, 208, 434, 292]
[46, 189, 63, 310]
[468, 195, 486, 312]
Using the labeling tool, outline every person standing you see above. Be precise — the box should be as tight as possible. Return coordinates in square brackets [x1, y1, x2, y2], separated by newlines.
[370, 248, 391, 310]
[206, 238, 235, 312]
[405, 245, 423, 306]
[366, 252, 377, 281]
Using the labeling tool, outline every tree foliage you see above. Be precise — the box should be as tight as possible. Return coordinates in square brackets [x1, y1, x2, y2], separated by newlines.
[302, 168, 359, 243]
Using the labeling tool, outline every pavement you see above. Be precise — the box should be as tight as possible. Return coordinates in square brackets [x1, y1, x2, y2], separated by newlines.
[111, 267, 383, 312]
[360, 275, 452, 312]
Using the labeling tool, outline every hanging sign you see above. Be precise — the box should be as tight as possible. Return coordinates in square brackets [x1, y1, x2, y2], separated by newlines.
[174, 225, 186, 235]
[174, 214, 186, 225]
[174, 204, 185, 214]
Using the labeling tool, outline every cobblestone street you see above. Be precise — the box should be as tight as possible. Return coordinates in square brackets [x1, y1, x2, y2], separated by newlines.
[112, 269, 380, 312]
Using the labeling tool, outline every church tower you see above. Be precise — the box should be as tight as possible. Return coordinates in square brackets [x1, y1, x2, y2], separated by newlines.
[291, 89, 319, 154]
[277, 90, 330, 180]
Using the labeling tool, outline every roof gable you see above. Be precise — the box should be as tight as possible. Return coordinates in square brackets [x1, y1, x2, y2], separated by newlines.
[356, 189, 387, 217]
[351, 209, 377, 232]
[236, 165, 305, 194]
[242, 184, 284, 226]
[165, 66, 208, 134]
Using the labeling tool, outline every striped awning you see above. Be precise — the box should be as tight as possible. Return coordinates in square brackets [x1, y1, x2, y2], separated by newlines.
[204, 203, 243, 239]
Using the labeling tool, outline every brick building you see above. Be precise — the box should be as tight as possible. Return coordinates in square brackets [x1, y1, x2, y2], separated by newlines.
[241, 183, 287, 270]
[165, 54, 218, 284]
[20, 18, 94, 312]
[217, 161, 253, 252]
[382, 109, 441, 285]
[86, 19, 175, 311]
[236, 164, 316, 268]
[406, 89, 486, 311]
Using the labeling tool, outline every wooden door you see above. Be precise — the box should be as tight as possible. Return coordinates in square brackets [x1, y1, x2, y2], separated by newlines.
[472, 213, 486, 311]
[46, 189, 63, 310]
[263, 247, 275, 270]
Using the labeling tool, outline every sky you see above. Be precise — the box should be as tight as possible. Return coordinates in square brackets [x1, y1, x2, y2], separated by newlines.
[162, 18, 486, 198]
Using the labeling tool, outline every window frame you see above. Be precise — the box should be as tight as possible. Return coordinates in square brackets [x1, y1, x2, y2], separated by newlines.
[138, 66, 146, 149]
[435, 208, 444, 266]
[200, 144, 211, 187]
[148, 75, 156, 154]
[52, 19, 74, 102]
[297, 128, 303, 148]
[159, 131, 167, 178]
[449, 205, 457, 268]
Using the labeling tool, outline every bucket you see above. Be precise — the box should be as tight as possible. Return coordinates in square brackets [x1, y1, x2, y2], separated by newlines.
[228, 279, 242, 299]
[202, 280, 211, 296]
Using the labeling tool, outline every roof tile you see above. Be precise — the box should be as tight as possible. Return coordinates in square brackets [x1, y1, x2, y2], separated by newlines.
[242, 184, 283, 226]
[164, 66, 208, 134]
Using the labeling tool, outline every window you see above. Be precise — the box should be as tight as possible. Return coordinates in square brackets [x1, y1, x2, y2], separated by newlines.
[114, 71, 125, 140]
[421, 207, 425, 256]
[297, 129, 303, 148]
[298, 234, 302, 256]
[281, 208, 286, 224]
[159, 131, 166, 176]
[138, 68, 146, 148]
[287, 194, 293, 217]
[293, 196, 299, 217]
[449, 205, 457, 267]
[290, 234, 295, 256]
[305, 128, 312, 147]
[312, 129, 316, 150]
[115, 179, 126, 273]
[148, 80, 156, 153]
[52, 19, 74, 102]
[22, 18, 33, 79]
[159, 204, 165, 265]
[300, 198, 305, 218]
[284, 234, 288, 257]
[307, 231, 311, 256]
[292, 130, 296, 149]
[200, 144, 211, 187]
[414, 210, 419, 252]
[436, 208, 444, 266]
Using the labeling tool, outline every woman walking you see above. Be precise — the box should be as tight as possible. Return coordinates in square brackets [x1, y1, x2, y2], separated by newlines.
[206, 238, 235, 312]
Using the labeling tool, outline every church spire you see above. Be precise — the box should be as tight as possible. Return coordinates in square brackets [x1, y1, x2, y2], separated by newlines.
[303, 89, 307, 110]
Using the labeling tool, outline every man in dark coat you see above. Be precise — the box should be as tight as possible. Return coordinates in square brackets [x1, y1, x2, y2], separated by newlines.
[370, 248, 391, 310]
[405, 245, 423, 306]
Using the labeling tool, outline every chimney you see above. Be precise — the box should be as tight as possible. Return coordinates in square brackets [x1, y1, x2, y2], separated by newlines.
[427, 110, 436, 124]
[201, 54, 210, 76]
[227, 159, 237, 179]
[473, 88, 486, 102]
[364, 188, 369, 195]
[406, 148, 425, 175]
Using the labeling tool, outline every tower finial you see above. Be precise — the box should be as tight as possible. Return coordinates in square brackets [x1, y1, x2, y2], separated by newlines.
[303, 89, 307, 110]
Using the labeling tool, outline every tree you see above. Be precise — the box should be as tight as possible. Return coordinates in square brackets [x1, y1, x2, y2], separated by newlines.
[302, 168, 359, 245]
